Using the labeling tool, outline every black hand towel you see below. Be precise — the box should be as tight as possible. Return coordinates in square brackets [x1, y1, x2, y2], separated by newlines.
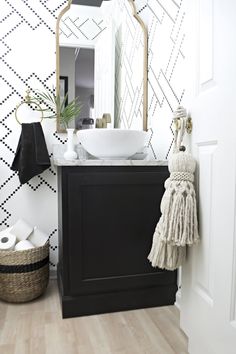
[11, 122, 51, 184]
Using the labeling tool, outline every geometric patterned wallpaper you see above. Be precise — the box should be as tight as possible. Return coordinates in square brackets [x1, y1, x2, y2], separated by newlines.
[0, 0, 67, 269]
[0, 0, 186, 270]
[59, 4, 107, 43]
[146, 0, 186, 159]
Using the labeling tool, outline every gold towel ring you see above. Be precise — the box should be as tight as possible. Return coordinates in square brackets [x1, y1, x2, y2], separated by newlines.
[15, 90, 44, 125]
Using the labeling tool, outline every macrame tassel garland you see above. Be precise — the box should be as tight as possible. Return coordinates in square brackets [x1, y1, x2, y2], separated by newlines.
[148, 110, 200, 270]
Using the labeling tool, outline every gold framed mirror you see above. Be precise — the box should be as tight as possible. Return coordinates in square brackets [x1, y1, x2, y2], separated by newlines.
[56, 0, 148, 133]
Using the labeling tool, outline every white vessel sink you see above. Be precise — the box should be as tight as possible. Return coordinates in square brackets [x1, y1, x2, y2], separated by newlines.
[77, 129, 148, 160]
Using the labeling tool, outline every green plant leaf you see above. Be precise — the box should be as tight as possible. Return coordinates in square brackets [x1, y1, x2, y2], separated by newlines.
[32, 89, 83, 129]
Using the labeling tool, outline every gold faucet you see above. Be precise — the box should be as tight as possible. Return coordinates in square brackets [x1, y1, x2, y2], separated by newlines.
[96, 113, 111, 128]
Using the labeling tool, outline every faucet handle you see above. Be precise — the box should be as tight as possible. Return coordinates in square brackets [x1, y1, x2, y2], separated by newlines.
[102, 113, 111, 124]
[96, 114, 112, 128]
[96, 118, 103, 128]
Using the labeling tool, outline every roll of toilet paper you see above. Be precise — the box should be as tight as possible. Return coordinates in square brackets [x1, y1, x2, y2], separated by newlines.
[28, 227, 48, 247]
[10, 219, 33, 242]
[0, 233, 16, 251]
[15, 240, 35, 251]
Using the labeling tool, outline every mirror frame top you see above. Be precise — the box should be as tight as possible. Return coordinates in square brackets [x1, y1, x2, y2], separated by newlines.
[56, 0, 148, 133]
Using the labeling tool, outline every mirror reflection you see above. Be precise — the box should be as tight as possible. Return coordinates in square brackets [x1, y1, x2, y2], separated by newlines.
[60, 46, 95, 129]
[57, 0, 147, 132]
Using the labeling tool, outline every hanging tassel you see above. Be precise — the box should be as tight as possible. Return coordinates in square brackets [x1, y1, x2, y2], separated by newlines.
[148, 230, 186, 270]
[148, 108, 200, 270]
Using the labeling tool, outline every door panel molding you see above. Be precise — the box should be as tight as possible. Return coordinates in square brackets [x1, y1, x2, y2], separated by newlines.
[193, 141, 217, 306]
[230, 162, 236, 325]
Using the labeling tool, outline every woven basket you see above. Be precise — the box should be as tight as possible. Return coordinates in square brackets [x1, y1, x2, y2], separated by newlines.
[0, 242, 49, 303]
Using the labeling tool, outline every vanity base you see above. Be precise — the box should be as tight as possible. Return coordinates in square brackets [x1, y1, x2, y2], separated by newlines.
[57, 166, 177, 319]
[58, 269, 177, 318]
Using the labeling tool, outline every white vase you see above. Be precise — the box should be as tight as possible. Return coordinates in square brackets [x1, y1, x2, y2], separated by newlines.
[63, 128, 77, 160]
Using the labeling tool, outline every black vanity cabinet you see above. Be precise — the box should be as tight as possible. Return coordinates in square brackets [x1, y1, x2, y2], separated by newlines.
[57, 165, 177, 318]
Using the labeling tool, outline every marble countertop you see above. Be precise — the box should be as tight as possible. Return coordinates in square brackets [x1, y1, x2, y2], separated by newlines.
[52, 144, 168, 167]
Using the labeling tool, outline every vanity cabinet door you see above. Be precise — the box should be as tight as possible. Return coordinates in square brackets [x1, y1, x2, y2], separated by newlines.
[59, 166, 176, 297]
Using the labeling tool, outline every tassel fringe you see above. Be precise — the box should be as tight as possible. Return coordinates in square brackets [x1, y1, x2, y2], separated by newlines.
[148, 150, 200, 271]
[157, 179, 199, 247]
[147, 231, 186, 270]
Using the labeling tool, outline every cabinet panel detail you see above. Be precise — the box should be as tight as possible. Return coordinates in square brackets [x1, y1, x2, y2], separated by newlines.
[57, 166, 177, 318]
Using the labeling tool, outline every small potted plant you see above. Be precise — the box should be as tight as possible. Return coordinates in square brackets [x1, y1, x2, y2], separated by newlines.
[34, 90, 82, 160]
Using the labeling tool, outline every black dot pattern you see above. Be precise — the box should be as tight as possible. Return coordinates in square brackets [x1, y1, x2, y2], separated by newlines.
[49, 228, 58, 267]
[137, 4, 148, 15]
[0, 0, 67, 270]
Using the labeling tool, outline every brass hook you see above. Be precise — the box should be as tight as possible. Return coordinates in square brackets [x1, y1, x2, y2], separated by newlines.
[186, 116, 193, 134]
[172, 106, 193, 134]
[25, 89, 31, 103]
[173, 116, 192, 134]
[15, 90, 44, 125]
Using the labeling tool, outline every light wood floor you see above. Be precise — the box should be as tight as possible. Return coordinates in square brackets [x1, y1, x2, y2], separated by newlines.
[0, 280, 188, 354]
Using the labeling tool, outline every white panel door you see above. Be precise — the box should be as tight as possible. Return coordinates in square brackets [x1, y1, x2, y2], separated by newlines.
[181, 0, 236, 353]
[94, 19, 115, 126]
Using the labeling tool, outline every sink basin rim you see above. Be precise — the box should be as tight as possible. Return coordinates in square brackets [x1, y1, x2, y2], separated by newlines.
[77, 129, 148, 160]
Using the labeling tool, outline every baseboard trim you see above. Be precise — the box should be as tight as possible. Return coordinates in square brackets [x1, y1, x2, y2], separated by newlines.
[50, 269, 57, 279]
[175, 288, 181, 309]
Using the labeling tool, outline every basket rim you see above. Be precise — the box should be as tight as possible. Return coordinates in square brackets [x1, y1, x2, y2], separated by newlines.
[0, 241, 49, 257]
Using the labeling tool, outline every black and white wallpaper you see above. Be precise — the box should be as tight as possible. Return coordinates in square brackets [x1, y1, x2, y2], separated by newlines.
[147, 0, 186, 159]
[59, 4, 107, 42]
[0, 0, 186, 269]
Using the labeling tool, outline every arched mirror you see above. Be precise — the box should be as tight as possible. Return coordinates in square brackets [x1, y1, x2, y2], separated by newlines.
[56, 0, 148, 133]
